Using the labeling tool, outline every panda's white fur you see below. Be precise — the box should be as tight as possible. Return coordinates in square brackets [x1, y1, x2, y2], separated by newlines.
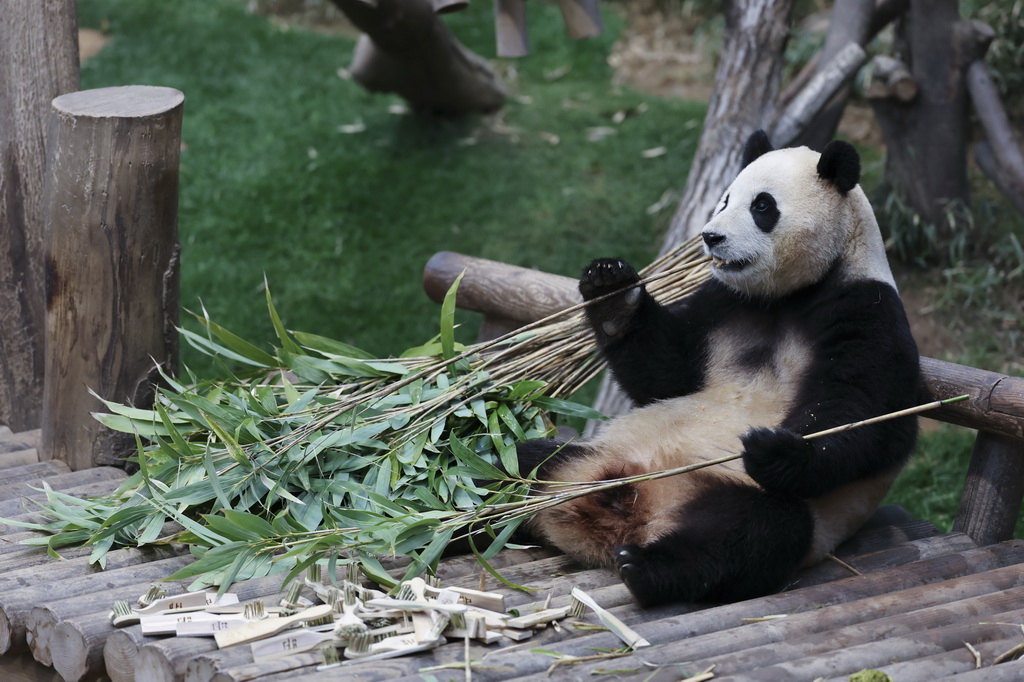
[516, 131, 921, 606]
[705, 145, 895, 297]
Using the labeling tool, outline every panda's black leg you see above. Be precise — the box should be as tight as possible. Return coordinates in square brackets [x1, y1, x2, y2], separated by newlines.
[515, 439, 587, 479]
[578, 258, 645, 344]
[613, 483, 814, 606]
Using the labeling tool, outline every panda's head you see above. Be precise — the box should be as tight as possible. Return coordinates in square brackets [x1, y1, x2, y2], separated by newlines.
[701, 130, 885, 298]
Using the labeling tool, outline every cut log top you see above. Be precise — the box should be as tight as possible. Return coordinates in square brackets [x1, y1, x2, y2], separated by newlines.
[51, 85, 184, 118]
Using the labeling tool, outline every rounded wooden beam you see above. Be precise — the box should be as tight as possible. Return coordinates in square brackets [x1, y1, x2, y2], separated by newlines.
[0, 554, 193, 657]
[0, 0, 79, 431]
[953, 432, 1024, 546]
[103, 626, 150, 682]
[41, 85, 183, 471]
[495, 0, 529, 57]
[556, 0, 604, 40]
[423, 251, 579, 324]
[920, 357, 1024, 440]
[27, 578, 189, 667]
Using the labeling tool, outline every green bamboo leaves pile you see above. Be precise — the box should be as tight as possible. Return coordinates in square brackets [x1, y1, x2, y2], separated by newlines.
[9, 277, 610, 592]
[10, 239, 711, 592]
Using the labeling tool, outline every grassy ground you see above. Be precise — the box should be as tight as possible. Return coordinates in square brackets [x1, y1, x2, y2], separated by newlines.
[78, 0, 704, 375]
[76, 0, 1019, 535]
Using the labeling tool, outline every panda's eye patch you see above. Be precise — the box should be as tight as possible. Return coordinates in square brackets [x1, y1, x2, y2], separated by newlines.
[718, 194, 729, 213]
[752, 194, 774, 213]
[749, 192, 780, 232]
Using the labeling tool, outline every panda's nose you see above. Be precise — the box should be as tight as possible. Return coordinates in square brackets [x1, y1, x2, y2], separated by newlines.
[702, 231, 725, 247]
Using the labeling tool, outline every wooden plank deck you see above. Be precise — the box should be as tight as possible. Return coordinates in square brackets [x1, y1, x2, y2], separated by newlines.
[2, 427, 1024, 681]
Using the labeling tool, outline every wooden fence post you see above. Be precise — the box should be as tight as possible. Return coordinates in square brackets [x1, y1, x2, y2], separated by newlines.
[0, 0, 80, 432]
[41, 86, 183, 471]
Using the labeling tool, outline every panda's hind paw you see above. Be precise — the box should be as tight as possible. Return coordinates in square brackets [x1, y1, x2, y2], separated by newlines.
[579, 258, 642, 302]
[613, 544, 662, 606]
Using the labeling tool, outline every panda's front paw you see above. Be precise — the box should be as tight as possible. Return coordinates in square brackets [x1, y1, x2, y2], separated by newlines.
[741, 427, 815, 496]
[579, 259, 644, 342]
[579, 258, 642, 301]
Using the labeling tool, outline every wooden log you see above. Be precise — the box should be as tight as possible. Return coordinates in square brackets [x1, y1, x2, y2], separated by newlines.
[861, 54, 918, 101]
[954, 432, 1024, 545]
[789, 0, 874, 149]
[0, 554, 193, 656]
[778, 0, 909, 107]
[208, 652, 323, 682]
[334, 0, 506, 114]
[0, 546, 174, 596]
[0, 466, 127, 502]
[924, 658, 1024, 681]
[555, 0, 603, 40]
[709, 611, 1024, 680]
[0, 0, 79, 432]
[0, 449, 41, 469]
[770, 41, 868, 147]
[26, 578, 191, 667]
[868, 1, 981, 235]
[0, 510, 52, 536]
[422, 251, 579, 325]
[550, 590, 1024, 679]
[41, 85, 183, 471]
[0, 460, 70, 485]
[136, 637, 218, 682]
[920, 357, 1024, 440]
[0, 429, 42, 453]
[966, 57, 1024, 215]
[857, 632, 1024, 681]
[103, 626, 150, 682]
[661, 0, 794, 247]
[0, 478, 126, 524]
[495, 0, 529, 57]
[117, 573, 294, 682]
[975, 139, 1024, 217]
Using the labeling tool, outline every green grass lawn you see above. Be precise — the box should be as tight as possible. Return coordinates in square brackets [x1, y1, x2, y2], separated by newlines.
[76, 0, 1016, 536]
[78, 0, 704, 375]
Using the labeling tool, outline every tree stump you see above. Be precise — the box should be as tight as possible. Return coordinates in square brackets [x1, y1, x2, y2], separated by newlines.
[0, 0, 79, 432]
[41, 86, 183, 471]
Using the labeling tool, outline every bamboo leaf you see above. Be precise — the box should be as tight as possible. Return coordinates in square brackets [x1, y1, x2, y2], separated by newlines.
[439, 271, 464, 361]
[532, 396, 608, 421]
[292, 331, 374, 359]
[449, 436, 505, 480]
[265, 281, 302, 355]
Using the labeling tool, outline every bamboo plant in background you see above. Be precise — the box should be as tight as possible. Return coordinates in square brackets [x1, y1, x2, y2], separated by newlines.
[3, 239, 712, 592]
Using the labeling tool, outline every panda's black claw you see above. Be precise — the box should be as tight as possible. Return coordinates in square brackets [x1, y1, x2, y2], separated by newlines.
[613, 544, 661, 606]
[579, 258, 641, 301]
[579, 259, 645, 343]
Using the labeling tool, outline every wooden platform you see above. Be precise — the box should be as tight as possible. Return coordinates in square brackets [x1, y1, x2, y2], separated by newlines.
[2, 428, 1024, 681]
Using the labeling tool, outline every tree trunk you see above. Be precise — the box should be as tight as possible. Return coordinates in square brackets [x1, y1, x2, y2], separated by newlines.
[791, 0, 875, 150]
[0, 1, 79, 431]
[591, 0, 794, 429]
[41, 86, 183, 471]
[869, 1, 990, 240]
[660, 0, 795, 250]
[332, 0, 506, 115]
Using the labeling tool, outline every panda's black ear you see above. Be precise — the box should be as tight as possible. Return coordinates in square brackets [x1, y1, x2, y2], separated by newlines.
[817, 140, 860, 194]
[741, 130, 774, 168]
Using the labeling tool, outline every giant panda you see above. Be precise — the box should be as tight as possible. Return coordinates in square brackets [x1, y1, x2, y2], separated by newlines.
[516, 130, 921, 606]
